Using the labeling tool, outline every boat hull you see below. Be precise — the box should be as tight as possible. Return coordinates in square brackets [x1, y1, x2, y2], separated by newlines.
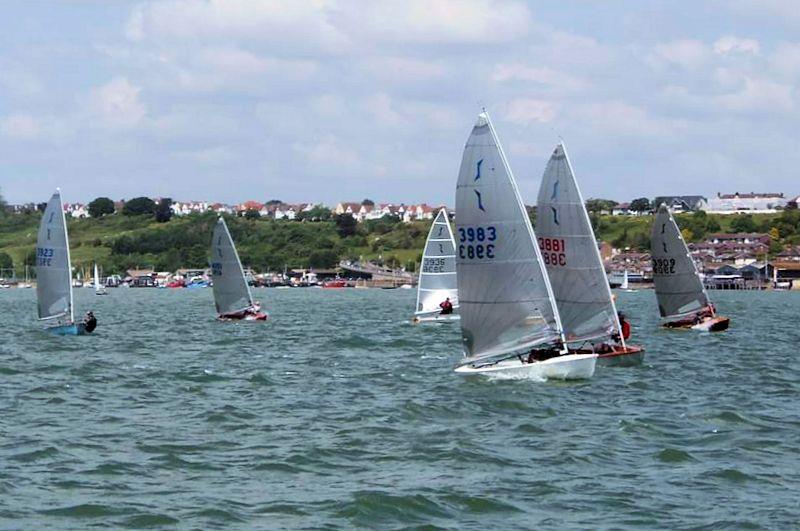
[664, 316, 730, 332]
[46, 322, 88, 336]
[691, 316, 729, 331]
[455, 353, 597, 380]
[218, 312, 269, 321]
[595, 345, 645, 367]
[413, 313, 460, 324]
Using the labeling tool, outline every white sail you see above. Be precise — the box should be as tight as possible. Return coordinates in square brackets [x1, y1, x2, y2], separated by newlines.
[210, 217, 254, 315]
[94, 264, 100, 290]
[536, 143, 620, 343]
[36, 190, 74, 323]
[651, 204, 710, 318]
[456, 112, 564, 364]
[621, 270, 629, 290]
[415, 208, 459, 317]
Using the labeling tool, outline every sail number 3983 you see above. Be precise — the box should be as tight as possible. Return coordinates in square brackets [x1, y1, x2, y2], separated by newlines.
[458, 226, 496, 260]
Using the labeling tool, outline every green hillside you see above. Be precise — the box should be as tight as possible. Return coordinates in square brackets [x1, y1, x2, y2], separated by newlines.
[2, 208, 799, 278]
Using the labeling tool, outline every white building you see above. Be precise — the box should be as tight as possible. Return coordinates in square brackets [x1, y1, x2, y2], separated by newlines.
[705, 192, 787, 214]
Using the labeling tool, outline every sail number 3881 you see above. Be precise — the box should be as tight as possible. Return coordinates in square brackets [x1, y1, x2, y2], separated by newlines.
[538, 238, 566, 266]
[458, 226, 496, 260]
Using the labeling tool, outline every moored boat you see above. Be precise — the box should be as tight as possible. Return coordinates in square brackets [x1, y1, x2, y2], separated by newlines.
[535, 143, 645, 367]
[453, 112, 596, 379]
[651, 204, 729, 331]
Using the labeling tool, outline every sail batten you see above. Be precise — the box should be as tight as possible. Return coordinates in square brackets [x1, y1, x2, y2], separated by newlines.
[455, 112, 563, 364]
[36, 191, 74, 324]
[210, 217, 254, 315]
[651, 204, 710, 319]
[536, 144, 620, 344]
[415, 208, 459, 316]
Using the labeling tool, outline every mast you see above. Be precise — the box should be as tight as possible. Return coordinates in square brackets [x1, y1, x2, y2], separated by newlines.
[58, 189, 75, 324]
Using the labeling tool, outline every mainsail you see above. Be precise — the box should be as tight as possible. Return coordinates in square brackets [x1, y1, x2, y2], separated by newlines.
[651, 204, 710, 318]
[415, 208, 458, 317]
[455, 112, 564, 364]
[210, 217, 254, 315]
[36, 190, 74, 323]
[536, 143, 621, 343]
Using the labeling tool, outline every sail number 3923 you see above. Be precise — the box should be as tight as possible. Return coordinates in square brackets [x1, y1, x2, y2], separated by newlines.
[458, 226, 496, 260]
[36, 247, 54, 266]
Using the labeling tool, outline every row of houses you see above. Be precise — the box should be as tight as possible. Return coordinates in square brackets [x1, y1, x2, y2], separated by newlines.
[607, 233, 800, 287]
[332, 202, 440, 222]
[611, 192, 799, 215]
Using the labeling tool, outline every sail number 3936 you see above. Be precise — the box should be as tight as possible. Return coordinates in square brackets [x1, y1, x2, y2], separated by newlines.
[458, 226, 496, 260]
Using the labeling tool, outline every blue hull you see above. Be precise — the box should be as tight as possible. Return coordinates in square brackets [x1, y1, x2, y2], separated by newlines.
[46, 323, 87, 336]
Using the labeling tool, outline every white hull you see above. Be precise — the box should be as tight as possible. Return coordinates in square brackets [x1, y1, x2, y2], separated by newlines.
[455, 353, 597, 380]
[413, 313, 460, 324]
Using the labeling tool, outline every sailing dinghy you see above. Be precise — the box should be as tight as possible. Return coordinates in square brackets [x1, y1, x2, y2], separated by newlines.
[536, 144, 644, 367]
[453, 113, 596, 379]
[93, 263, 108, 295]
[413, 208, 459, 323]
[651, 204, 729, 331]
[211, 217, 268, 321]
[36, 190, 91, 335]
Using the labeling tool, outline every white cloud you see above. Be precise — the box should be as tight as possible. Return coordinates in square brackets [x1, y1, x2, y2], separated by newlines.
[87, 77, 146, 128]
[716, 77, 795, 113]
[348, 0, 531, 43]
[573, 101, 686, 137]
[503, 98, 558, 125]
[771, 42, 800, 78]
[653, 39, 709, 68]
[1, 114, 40, 139]
[126, 0, 349, 54]
[492, 64, 584, 91]
[713, 36, 760, 56]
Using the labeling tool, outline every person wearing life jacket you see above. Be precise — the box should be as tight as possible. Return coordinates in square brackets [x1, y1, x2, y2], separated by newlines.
[83, 311, 97, 333]
[439, 297, 454, 315]
[617, 312, 631, 341]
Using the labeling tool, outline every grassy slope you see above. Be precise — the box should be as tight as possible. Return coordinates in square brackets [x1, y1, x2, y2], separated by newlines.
[1, 210, 796, 276]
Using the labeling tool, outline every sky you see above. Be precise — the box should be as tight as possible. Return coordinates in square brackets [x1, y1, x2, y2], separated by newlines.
[2, 0, 800, 206]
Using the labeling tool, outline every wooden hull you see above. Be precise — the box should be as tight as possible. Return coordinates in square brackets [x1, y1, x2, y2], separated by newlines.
[595, 345, 645, 367]
[664, 316, 730, 332]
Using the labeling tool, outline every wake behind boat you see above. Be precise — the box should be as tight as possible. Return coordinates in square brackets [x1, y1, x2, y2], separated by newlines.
[536, 143, 644, 367]
[651, 205, 729, 332]
[413, 208, 459, 323]
[453, 112, 596, 380]
[211, 217, 268, 321]
[35, 189, 96, 335]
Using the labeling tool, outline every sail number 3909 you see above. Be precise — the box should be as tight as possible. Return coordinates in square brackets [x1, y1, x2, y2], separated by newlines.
[652, 258, 676, 275]
[458, 226, 496, 260]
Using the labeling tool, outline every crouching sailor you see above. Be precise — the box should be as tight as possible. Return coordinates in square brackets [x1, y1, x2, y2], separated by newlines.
[84, 311, 97, 333]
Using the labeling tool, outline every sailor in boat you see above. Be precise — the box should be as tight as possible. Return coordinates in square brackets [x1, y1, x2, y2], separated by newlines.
[83, 311, 97, 333]
[595, 312, 631, 353]
[439, 297, 454, 315]
[526, 341, 565, 363]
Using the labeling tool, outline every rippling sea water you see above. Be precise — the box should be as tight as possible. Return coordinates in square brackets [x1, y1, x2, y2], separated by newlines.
[1, 287, 798, 529]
